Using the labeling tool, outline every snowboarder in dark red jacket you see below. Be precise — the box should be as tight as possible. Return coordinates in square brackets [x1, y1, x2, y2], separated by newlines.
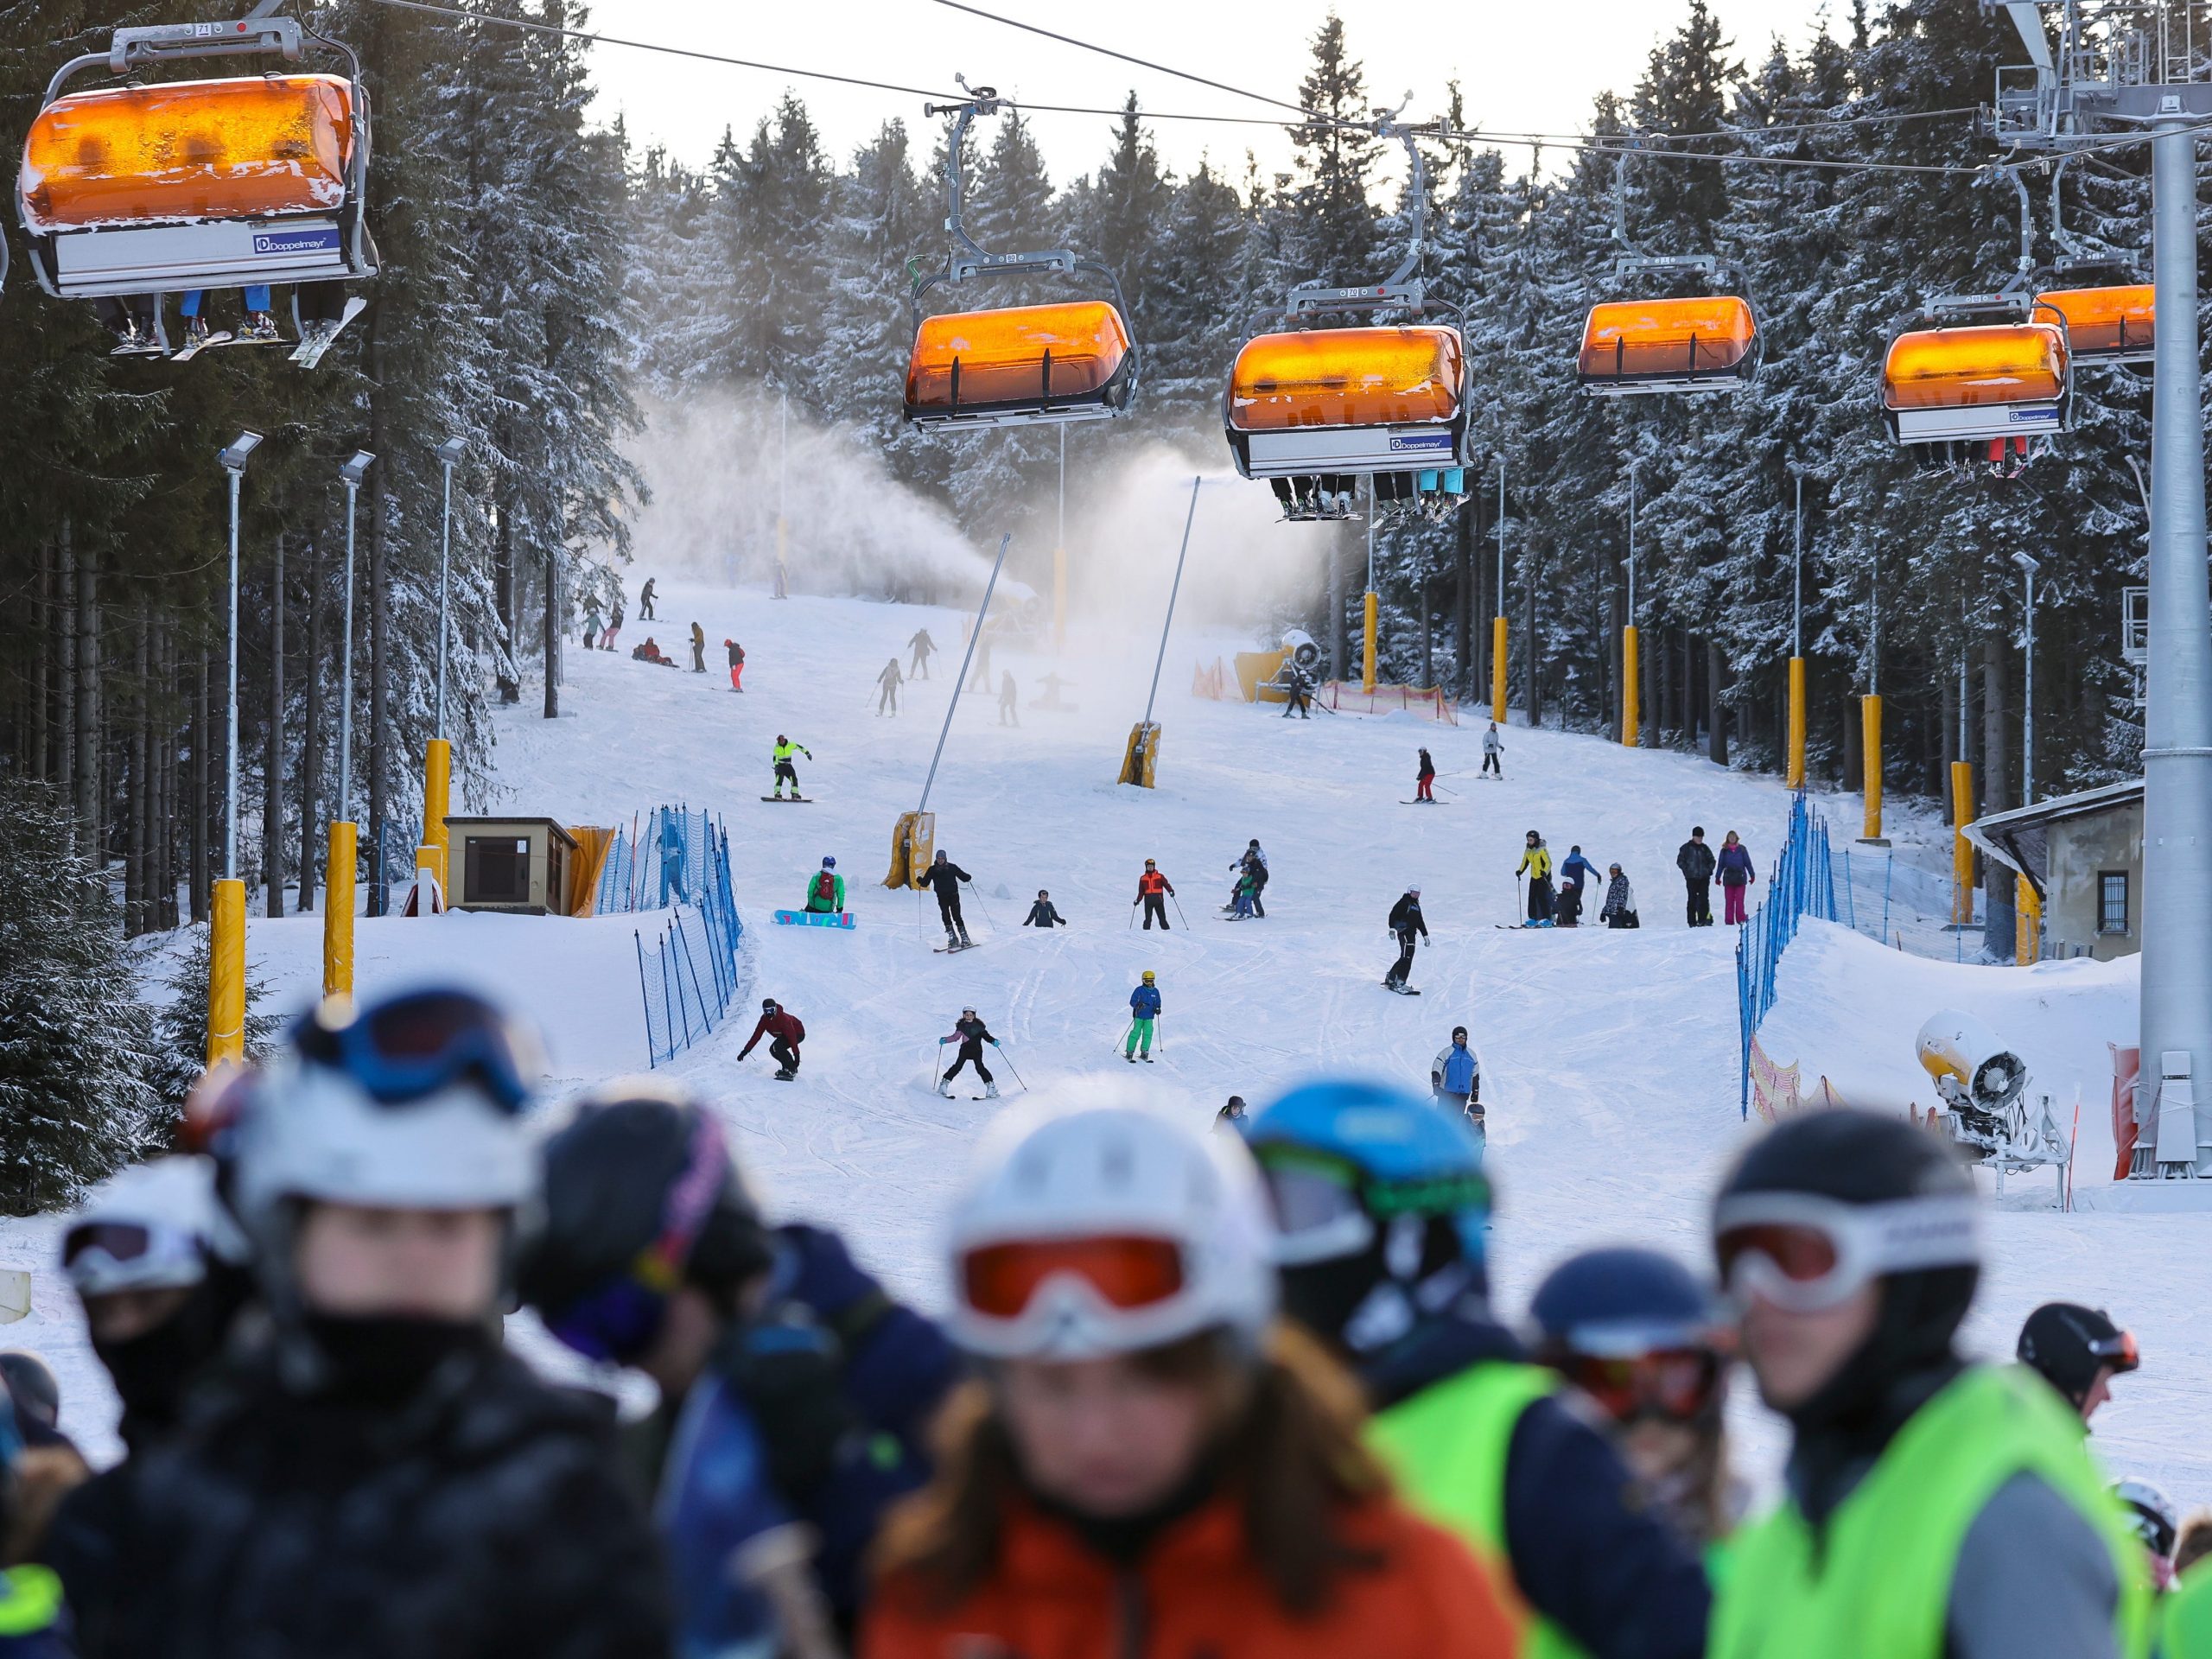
[738, 998, 806, 1078]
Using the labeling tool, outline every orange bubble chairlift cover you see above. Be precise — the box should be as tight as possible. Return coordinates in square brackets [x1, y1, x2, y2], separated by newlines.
[1226, 327, 1465, 432]
[2033, 284, 2154, 360]
[1882, 323, 2069, 410]
[1579, 296, 1757, 386]
[20, 73, 356, 232]
[905, 300, 1133, 416]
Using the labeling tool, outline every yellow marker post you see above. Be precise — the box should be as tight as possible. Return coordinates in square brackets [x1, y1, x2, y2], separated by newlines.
[1787, 656, 1807, 789]
[1950, 761, 1977, 924]
[2016, 874, 2042, 964]
[423, 738, 452, 895]
[323, 821, 357, 999]
[1491, 616, 1508, 724]
[207, 878, 245, 1066]
[1861, 695, 1885, 842]
[1362, 591, 1379, 694]
[1622, 626, 1641, 748]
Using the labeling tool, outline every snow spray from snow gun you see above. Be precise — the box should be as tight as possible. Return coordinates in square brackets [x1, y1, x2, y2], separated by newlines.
[887, 532, 1011, 893]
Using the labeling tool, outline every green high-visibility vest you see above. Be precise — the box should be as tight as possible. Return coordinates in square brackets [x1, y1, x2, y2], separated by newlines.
[1369, 1360, 1590, 1659]
[1709, 1365, 2149, 1659]
[2167, 1564, 2212, 1659]
[0, 1566, 62, 1638]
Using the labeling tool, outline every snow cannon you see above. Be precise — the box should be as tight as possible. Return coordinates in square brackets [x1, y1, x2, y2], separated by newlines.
[1916, 1010, 2027, 1116]
[1282, 630, 1321, 673]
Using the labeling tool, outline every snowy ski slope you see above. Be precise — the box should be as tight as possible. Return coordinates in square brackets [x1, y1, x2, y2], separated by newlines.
[6, 575, 2207, 1507]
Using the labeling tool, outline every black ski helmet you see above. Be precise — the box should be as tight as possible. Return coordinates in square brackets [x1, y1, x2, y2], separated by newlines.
[1713, 1108, 1979, 1430]
[519, 1084, 772, 1364]
[761, 997, 778, 1013]
[1530, 1246, 1722, 1356]
[2018, 1301, 2138, 1409]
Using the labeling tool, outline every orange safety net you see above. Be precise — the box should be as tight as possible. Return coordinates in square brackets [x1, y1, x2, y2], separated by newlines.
[2034, 284, 2153, 358]
[906, 301, 1131, 411]
[21, 73, 355, 232]
[1317, 682, 1460, 725]
[1226, 327, 1464, 432]
[1192, 658, 1229, 700]
[1578, 296, 1756, 381]
[1883, 323, 2068, 410]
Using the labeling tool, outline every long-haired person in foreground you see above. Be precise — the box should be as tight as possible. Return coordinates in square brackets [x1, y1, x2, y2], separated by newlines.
[863, 1088, 1516, 1659]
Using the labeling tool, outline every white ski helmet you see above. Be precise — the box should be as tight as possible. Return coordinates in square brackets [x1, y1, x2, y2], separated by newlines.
[62, 1154, 245, 1298]
[2112, 1476, 2178, 1558]
[947, 1084, 1276, 1361]
[229, 988, 544, 1240]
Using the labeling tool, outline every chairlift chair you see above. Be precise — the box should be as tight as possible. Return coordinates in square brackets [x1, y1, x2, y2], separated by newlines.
[16, 7, 378, 363]
[1880, 169, 2073, 476]
[1221, 117, 1473, 525]
[903, 82, 1138, 430]
[2030, 161, 2152, 368]
[1577, 145, 1761, 397]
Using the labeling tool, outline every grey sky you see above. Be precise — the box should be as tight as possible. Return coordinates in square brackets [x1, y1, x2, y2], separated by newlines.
[584, 0, 1843, 188]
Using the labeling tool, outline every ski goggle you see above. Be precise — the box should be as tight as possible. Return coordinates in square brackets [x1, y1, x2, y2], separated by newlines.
[2088, 1328, 2141, 1375]
[61, 1220, 207, 1298]
[546, 1111, 733, 1366]
[1551, 1345, 1728, 1425]
[292, 988, 539, 1112]
[1713, 1192, 1980, 1313]
[960, 1235, 1187, 1322]
[1251, 1144, 1489, 1267]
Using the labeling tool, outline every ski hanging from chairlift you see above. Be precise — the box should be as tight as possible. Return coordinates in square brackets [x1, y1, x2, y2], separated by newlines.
[16, 4, 379, 365]
[1222, 111, 1473, 525]
[1575, 138, 1761, 397]
[902, 78, 1139, 431]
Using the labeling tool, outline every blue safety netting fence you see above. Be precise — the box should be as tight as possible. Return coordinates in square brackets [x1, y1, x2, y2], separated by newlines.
[596, 804, 723, 915]
[600, 808, 744, 1067]
[1736, 793, 1838, 1118]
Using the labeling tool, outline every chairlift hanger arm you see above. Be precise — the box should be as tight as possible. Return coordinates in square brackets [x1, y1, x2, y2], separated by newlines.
[1279, 106, 1444, 321]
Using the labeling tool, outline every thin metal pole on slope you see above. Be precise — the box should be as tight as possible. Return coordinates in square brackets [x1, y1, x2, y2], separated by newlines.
[2140, 112, 2212, 1175]
[1141, 478, 1203, 729]
[918, 533, 1011, 816]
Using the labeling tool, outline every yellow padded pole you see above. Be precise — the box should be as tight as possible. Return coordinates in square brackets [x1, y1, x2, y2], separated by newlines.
[1491, 616, 1509, 724]
[1861, 695, 1884, 842]
[323, 821, 356, 999]
[1787, 656, 1807, 789]
[1622, 626, 1641, 747]
[1362, 591, 1378, 694]
[207, 878, 245, 1066]
[2017, 873, 2042, 964]
[423, 738, 452, 894]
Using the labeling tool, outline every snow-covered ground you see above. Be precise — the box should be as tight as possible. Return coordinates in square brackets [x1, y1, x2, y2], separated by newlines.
[5, 575, 2206, 1510]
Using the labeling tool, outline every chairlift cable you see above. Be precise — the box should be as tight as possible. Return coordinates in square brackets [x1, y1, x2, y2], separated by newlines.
[927, 0, 1311, 116]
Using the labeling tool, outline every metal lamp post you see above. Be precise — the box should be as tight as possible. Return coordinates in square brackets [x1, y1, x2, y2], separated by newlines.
[337, 450, 376, 826]
[434, 437, 465, 737]
[216, 431, 263, 878]
[2012, 551, 2040, 808]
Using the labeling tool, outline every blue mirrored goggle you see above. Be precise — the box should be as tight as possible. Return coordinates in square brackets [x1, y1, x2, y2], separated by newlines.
[294, 988, 536, 1111]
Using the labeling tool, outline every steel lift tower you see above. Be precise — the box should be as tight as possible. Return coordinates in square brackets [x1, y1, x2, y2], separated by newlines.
[1993, 1, 2212, 1176]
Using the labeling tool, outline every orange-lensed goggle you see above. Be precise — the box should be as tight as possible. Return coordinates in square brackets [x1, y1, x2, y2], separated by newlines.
[960, 1235, 1186, 1321]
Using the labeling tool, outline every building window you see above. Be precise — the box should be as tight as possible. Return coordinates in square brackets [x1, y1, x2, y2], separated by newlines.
[2099, 871, 2130, 935]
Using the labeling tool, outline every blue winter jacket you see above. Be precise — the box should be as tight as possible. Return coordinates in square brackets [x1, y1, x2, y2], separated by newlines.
[1717, 843, 1757, 886]
[1130, 983, 1161, 1019]
[1560, 852, 1603, 893]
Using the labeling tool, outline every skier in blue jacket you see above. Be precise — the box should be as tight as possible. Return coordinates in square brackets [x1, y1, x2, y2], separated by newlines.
[1557, 845, 1603, 929]
[1125, 970, 1162, 1063]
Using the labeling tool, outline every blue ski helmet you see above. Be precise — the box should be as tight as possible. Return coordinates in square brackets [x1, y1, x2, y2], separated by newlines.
[1529, 1247, 1724, 1359]
[822, 855, 836, 870]
[1245, 1079, 1489, 1267]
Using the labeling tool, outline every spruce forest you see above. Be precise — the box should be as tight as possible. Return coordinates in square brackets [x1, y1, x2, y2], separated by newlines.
[0, 0, 2171, 950]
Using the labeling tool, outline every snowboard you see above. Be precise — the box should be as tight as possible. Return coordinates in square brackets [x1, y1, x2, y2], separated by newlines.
[772, 1069, 797, 1081]
[773, 909, 854, 928]
[761, 796, 813, 804]
[1382, 982, 1422, 995]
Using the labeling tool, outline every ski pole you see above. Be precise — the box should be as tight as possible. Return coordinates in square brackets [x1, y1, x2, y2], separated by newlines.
[1128, 899, 1137, 929]
[1115, 1021, 1135, 1054]
[992, 1040, 1027, 1090]
[967, 882, 1000, 935]
[1170, 892, 1190, 927]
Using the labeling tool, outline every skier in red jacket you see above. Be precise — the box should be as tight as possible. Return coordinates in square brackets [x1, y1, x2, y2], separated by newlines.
[1135, 859, 1176, 931]
[737, 997, 805, 1079]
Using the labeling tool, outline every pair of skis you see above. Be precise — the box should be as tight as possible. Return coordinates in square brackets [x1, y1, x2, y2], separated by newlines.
[162, 298, 367, 367]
